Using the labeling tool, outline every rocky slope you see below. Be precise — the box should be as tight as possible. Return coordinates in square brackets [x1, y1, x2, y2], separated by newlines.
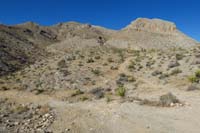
[107, 18, 197, 49]
[0, 21, 114, 76]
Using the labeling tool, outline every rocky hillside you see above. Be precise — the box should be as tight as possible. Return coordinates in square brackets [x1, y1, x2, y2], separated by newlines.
[0, 23, 58, 76]
[0, 22, 114, 76]
[1, 18, 200, 133]
[107, 18, 197, 49]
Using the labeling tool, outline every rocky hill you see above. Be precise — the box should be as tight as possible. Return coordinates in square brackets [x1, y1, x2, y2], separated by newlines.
[0, 21, 114, 76]
[107, 18, 197, 49]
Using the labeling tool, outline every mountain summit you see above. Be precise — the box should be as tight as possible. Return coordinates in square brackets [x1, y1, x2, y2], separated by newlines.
[124, 18, 177, 34]
[108, 18, 198, 49]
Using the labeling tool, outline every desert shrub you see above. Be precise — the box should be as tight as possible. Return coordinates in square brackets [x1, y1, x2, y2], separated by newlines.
[106, 95, 111, 103]
[116, 86, 126, 97]
[188, 75, 198, 83]
[139, 99, 158, 106]
[60, 69, 71, 76]
[140, 92, 180, 107]
[176, 53, 184, 60]
[128, 61, 136, 70]
[119, 52, 125, 62]
[78, 61, 83, 66]
[95, 55, 101, 60]
[170, 68, 182, 75]
[116, 73, 135, 85]
[188, 70, 200, 83]
[195, 70, 200, 78]
[110, 65, 118, 70]
[127, 76, 136, 82]
[80, 96, 89, 101]
[87, 58, 94, 63]
[91, 69, 101, 76]
[57, 59, 67, 68]
[159, 73, 169, 79]
[107, 57, 114, 63]
[146, 60, 156, 67]
[152, 70, 162, 76]
[71, 89, 84, 97]
[135, 56, 141, 62]
[89, 87, 104, 99]
[159, 92, 179, 106]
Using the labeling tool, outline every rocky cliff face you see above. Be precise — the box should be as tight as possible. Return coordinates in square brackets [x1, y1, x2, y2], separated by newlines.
[107, 18, 198, 49]
[124, 18, 177, 34]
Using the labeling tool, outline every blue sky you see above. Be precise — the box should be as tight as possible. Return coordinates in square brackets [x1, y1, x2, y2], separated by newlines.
[0, 0, 199, 41]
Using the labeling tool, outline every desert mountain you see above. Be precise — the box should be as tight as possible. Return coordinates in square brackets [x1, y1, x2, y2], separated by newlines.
[0, 18, 198, 76]
[1, 18, 200, 132]
[108, 18, 198, 49]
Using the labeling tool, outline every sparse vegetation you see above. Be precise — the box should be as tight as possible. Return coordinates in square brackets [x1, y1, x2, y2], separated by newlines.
[188, 70, 200, 83]
[128, 61, 136, 71]
[140, 92, 181, 107]
[80, 96, 89, 101]
[106, 95, 112, 103]
[175, 53, 184, 60]
[87, 58, 94, 63]
[71, 89, 84, 97]
[159, 92, 180, 106]
[0, 17, 199, 132]
[195, 70, 200, 78]
[107, 57, 114, 63]
[95, 55, 101, 60]
[170, 68, 182, 75]
[91, 69, 101, 76]
[188, 75, 198, 83]
[116, 86, 126, 97]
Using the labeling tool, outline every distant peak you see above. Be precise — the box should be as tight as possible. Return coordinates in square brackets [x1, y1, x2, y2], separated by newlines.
[124, 18, 177, 34]
[16, 21, 40, 28]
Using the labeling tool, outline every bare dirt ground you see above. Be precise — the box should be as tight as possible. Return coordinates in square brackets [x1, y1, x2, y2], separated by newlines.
[1, 88, 200, 133]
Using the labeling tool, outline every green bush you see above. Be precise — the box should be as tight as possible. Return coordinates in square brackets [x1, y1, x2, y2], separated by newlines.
[195, 70, 200, 78]
[188, 75, 198, 83]
[188, 70, 200, 83]
[116, 86, 126, 97]
[91, 69, 101, 76]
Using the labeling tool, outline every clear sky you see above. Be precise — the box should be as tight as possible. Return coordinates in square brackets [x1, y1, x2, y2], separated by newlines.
[0, 0, 199, 41]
